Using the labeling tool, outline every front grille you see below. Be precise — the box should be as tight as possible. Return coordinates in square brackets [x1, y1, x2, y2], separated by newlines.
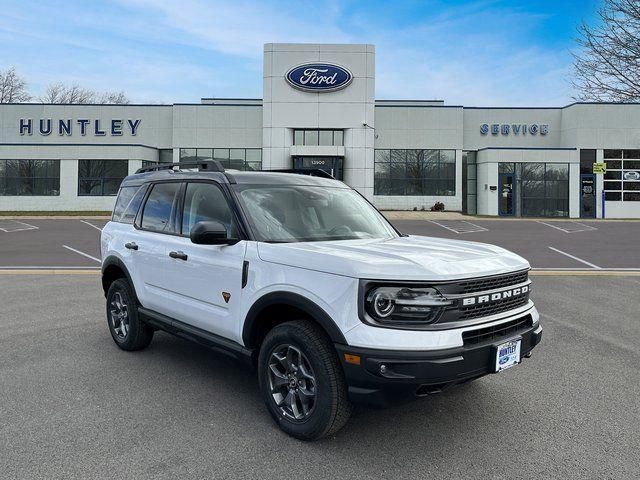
[457, 270, 529, 294]
[462, 315, 533, 345]
[458, 294, 529, 321]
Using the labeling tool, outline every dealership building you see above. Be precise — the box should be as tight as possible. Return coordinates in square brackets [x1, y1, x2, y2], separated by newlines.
[1, 43, 640, 218]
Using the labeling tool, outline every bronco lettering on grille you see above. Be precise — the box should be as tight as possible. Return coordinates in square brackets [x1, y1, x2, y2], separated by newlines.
[462, 285, 529, 306]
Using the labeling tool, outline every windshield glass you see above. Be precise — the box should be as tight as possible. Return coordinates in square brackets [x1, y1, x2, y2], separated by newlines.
[236, 185, 398, 243]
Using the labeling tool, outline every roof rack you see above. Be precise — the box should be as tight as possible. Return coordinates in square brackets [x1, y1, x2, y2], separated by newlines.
[270, 168, 335, 179]
[135, 160, 225, 174]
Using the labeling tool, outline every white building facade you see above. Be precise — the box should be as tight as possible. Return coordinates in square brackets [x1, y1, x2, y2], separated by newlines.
[1, 43, 639, 218]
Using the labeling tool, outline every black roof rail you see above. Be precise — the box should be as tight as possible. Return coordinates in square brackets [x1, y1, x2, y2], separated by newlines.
[269, 168, 335, 179]
[135, 160, 225, 174]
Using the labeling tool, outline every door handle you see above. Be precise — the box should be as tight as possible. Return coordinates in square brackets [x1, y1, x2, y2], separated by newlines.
[125, 242, 138, 250]
[169, 251, 188, 261]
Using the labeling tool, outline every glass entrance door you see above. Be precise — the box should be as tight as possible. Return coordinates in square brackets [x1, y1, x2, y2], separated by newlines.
[498, 173, 515, 216]
[580, 174, 596, 218]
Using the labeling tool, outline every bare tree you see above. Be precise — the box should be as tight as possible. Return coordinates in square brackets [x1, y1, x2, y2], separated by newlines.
[40, 82, 131, 104]
[96, 90, 130, 104]
[0, 67, 32, 103]
[573, 0, 640, 101]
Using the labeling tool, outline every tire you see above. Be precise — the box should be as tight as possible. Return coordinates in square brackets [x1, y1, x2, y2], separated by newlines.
[106, 278, 154, 351]
[258, 320, 353, 440]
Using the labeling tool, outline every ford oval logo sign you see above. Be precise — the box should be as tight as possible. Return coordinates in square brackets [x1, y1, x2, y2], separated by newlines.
[285, 63, 353, 92]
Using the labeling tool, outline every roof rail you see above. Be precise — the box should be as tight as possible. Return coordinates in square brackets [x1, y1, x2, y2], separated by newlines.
[135, 160, 225, 174]
[269, 168, 335, 179]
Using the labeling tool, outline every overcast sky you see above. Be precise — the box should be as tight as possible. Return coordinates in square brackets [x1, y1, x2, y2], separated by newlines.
[0, 0, 599, 106]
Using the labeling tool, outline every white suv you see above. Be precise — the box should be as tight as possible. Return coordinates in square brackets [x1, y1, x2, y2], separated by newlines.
[101, 161, 542, 440]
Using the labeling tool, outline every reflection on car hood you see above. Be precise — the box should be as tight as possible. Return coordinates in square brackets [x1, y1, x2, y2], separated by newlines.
[257, 235, 530, 281]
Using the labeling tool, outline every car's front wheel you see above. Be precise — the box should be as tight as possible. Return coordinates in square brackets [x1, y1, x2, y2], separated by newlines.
[106, 278, 154, 351]
[258, 320, 352, 440]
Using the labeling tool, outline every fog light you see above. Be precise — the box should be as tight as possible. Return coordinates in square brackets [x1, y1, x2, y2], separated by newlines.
[380, 364, 387, 374]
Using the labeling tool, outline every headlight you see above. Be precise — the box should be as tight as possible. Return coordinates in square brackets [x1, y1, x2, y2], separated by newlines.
[364, 285, 452, 325]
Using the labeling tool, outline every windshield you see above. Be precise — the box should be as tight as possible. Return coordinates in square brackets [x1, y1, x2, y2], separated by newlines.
[236, 185, 398, 243]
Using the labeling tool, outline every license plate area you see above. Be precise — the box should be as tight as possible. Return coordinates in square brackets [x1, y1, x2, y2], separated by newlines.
[494, 338, 521, 372]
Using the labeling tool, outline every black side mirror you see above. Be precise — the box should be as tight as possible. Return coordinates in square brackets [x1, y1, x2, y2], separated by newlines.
[190, 221, 239, 245]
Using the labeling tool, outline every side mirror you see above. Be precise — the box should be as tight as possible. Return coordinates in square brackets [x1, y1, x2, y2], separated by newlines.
[190, 221, 239, 245]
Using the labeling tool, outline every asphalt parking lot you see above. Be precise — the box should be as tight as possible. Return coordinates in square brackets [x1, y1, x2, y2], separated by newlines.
[0, 217, 639, 271]
[1, 274, 639, 479]
[1, 217, 639, 479]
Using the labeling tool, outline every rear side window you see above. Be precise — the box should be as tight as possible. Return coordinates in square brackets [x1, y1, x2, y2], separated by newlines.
[112, 186, 147, 224]
[141, 183, 180, 233]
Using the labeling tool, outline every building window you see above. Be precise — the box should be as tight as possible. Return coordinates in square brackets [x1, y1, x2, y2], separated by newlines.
[179, 148, 262, 171]
[603, 149, 640, 201]
[462, 151, 477, 214]
[78, 160, 128, 196]
[374, 149, 456, 196]
[580, 149, 596, 175]
[293, 129, 344, 146]
[499, 162, 569, 217]
[0, 159, 60, 196]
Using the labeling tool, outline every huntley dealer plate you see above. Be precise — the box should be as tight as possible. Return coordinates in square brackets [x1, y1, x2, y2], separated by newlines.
[495, 339, 521, 372]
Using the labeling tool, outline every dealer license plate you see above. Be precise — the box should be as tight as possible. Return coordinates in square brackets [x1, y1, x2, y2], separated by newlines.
[495, 339, 521, 372]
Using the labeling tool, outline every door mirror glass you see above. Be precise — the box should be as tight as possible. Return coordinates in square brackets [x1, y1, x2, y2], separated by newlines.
[190, 221, 237, 245]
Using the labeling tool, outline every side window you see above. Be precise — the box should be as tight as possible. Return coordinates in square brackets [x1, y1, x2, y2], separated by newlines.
[112, 185, 147, 224]
[181, 182, 236, 237]
[141, 183, 180, 233]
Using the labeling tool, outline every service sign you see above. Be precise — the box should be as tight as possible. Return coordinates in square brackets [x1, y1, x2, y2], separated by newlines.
[285, 63, 353, 92]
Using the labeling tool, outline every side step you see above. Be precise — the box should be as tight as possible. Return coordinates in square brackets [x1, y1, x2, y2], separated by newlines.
[138, 307, 254, 365]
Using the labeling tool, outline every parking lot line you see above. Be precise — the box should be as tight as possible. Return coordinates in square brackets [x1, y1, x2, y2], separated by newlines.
[0, 269, 99, 275]
[548, 246, 601, 269]
[536, 220, 597, 233]
[429, 220, 488, 234]
[62, 245, 101, 263]
[0, 220, 39, 233]
[80, 219, 103, 231]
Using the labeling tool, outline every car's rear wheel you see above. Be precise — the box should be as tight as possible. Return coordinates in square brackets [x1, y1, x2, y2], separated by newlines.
[106, 278, 153, 351]
[258, 320, 352, 440]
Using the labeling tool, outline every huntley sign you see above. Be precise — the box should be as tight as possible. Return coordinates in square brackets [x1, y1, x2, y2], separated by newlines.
[19, 118, 142, 136]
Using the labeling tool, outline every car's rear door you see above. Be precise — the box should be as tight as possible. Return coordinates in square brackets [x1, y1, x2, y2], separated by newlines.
[161, 180, 247, 342]
[131, 181, 182, 312]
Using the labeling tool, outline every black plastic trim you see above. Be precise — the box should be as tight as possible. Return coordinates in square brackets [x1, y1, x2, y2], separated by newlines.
[242, 291, 347, 347]
[336, 322, 542, 407]
[139, 307, 253, 364]
[101, 256, 139, 304]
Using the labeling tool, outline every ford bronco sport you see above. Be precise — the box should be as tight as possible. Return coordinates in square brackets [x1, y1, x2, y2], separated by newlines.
[101, 160, 542, 440]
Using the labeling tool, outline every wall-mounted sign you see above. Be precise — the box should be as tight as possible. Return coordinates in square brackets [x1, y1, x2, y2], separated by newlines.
[19, 118, 141, 137]
[593, 162, 607, 174]
[480, 123, 549, 136]
[624, 171, 640, 180]
[285, 63, 353, 92]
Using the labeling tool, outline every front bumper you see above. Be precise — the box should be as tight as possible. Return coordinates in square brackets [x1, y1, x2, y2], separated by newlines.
[335, 319, 542, 407]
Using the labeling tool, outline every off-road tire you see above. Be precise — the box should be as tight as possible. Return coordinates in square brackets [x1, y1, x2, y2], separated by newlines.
[106, 278, 154, 351]
[258, 320, 353, 440]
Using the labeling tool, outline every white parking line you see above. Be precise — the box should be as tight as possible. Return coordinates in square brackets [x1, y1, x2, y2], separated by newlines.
[548, 246, 601, 269]
[0, 220, 39, 233]
[429, 220, 488, 234]
[0, 266, 101, 270]
[80, 219, 103, 232]
[62, 245, 101, 263]
[536, 221, 597, 233]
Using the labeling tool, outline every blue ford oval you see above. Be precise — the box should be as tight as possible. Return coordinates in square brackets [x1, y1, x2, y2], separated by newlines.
[285, 63, 353, 92]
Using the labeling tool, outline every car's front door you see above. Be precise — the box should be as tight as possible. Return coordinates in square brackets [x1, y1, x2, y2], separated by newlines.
[161, 181, 247, 342]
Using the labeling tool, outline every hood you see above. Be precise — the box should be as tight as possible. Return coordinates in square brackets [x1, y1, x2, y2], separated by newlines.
[256, 235, 529, 281]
